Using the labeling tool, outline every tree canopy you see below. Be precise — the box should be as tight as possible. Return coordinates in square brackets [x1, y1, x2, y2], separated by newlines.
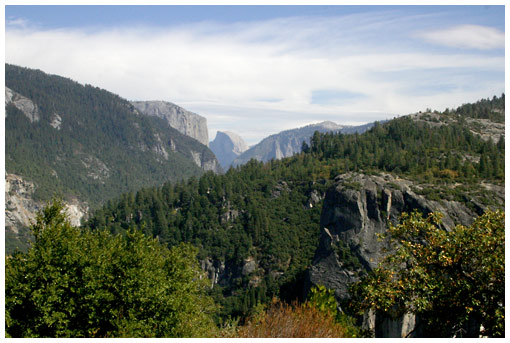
[350, 210, 505, 338]
[5, 200, 217, 338]
[5, 63, 210, 207]
[85, 95, 504, 321]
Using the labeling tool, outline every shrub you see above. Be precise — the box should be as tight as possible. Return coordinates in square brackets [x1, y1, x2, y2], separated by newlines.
[5, 200, 217, 338]
[232, 298, 350, 338]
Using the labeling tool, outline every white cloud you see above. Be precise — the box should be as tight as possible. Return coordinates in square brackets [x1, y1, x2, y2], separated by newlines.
[5, 15, 505, 145]
[6, 17, 30, 29]
[418, 24, 505, 50]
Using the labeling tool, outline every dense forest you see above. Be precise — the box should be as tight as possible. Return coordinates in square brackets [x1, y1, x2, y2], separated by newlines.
[5, 67, 504, 337]
[85, 94, 504, 322]
[5, 64, 215, 206]
[305, 114, 504, 182]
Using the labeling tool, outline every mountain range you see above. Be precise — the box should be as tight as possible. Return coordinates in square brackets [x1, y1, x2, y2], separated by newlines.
[85, 94, 504, 336]
[5, 63, 378, 252]
[230, 121, 376, 168]
[5, 64, 221, 252]
[4, 63, 505, 337]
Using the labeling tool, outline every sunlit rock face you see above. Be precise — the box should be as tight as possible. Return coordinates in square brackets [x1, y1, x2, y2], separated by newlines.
[209, 131, 249, 169]
[132, 100, 209, 146]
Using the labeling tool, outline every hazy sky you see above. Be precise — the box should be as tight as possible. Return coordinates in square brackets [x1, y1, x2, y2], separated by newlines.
[5, 4, 506, 145]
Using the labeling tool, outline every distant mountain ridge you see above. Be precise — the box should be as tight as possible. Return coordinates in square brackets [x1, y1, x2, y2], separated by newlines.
[231, 121, 375, 167]
[86, 94, 504, 335]
[209, 131, 249, 169]
[5, 64, 221, 253]
[131, 100, 209, 146]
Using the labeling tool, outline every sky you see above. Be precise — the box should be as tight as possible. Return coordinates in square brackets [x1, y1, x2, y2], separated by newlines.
[4, 4, 506, 146]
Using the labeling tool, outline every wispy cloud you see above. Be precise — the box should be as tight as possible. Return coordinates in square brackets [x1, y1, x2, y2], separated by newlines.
[417, 24, 505, 50]
[6, 17, 30, 29]
[5, 10, 505, 145]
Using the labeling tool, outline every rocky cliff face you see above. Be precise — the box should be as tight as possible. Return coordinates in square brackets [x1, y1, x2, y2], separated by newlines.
[5, 173, 89, 254]
[5, 87, 40, 122]
[5, 64, 225, 252]
[209, 131, 249, 169]
[307, 172, 501, 337]
[189, 149, 223, 173]
[132, 100, 209, 146]
[131, 101, 221, 173]
[232, 121, 375, 167]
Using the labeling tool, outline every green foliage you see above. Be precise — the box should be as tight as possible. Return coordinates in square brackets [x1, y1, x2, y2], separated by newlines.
[333, 240, 362, 270]
[307, 285, 338, 314]
[6, 200, 217, 337]
[86, 94, 504, 322]
[5, 63, 209, 208]
[307, 97, 505, 185]
[87, 158, 328, 319]
[350, 210, 505, 337]
[307, 285, 362, 337]
[454, 94, 505, 123]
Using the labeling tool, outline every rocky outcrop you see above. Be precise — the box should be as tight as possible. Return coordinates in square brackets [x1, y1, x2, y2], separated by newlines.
[132, 100, 222, 172]
[232, 121, 375, 167]
[190, 150, 222, 173]
[5, 173, 89, 254]
[5, 173, 89, 229]
[200, 255, 261, 289]
[307, 172, 489, 337]
[5, 173, 40, 232]
[410, 111, 505, 143]
[50, 113, 62, 130]
[5, 87, 40, 122]
[132, 100, 209, 146]
[209, 131, 249, 169]
[201, 258, 227, 288]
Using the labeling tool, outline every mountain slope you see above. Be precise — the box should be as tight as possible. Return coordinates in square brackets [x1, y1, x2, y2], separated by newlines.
[86, 94, 504, 326]
[209, 131, 249, 169]
[5, 64, 221, 252]
[231, 121, 374, 167]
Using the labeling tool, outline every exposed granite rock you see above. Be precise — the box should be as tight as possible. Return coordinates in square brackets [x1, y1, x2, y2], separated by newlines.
[306, 190, 323, 208]
[308, 172, 477, 302]
[201, 258, 226, 288]
[50, 113, 62, 130]
[410, 111, 505, 143]
[5, 173, 89, 253]
[190, 150, 222, 173]
[80, 155, 110, 182]
[132, 100, 209, 146]
[5, 87, 40, 122]
[307, 172, 503, 337]
[271, 181, 290, 199]
[242, 257, 257, 276]
[5, 173, 39, 232]
[209, 131, 249, 169]
[220, 205, 239, 225]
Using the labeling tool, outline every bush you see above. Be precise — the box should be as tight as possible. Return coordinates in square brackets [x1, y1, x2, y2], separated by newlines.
[350, 210, 505, 337]
[5, 200, 217, 338]
[233, 298, 350, 338]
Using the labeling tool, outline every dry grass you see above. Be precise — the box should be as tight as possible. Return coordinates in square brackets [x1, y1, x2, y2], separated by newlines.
[233, 300, 349, 338]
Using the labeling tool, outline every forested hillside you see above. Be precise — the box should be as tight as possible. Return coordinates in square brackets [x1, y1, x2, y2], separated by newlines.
[5, 64, 221, 253]
[6, 94, 504, 337]
[6, 64, 219, 205]
[86, 94, 504, 323]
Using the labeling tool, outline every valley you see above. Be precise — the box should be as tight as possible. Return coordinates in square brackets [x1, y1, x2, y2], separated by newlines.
[4, 64, 505, 338]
